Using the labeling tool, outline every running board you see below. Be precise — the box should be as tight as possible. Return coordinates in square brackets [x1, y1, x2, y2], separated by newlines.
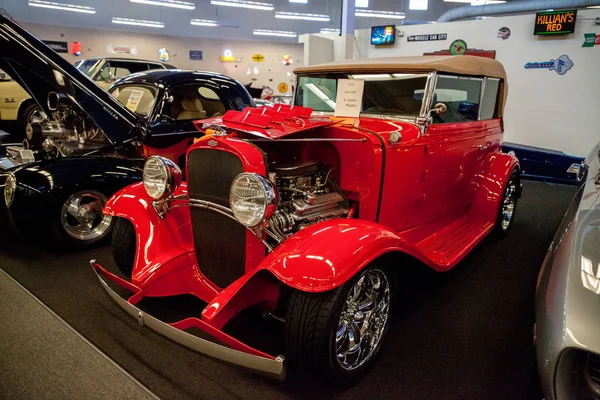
[415, 217, 494, 270]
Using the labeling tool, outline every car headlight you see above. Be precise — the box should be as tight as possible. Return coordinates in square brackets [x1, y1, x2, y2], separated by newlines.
[4, 173, 16, 207]
[143, 156, 182, 200]
[229, 173, 278, 228]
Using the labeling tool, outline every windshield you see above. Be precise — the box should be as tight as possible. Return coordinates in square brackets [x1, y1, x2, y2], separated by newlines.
[75, 59, 103, 77]
[109, 84, 157, 116]
[295, 73, 428, 117]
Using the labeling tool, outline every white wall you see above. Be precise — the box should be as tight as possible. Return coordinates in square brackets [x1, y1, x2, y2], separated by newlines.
[317, 10, 600, 156]
[20, 22, 302, 95]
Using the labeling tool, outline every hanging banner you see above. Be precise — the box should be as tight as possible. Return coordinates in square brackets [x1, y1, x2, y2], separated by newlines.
[44, 40, 68, 53]
[407, 33, 447, 42]
[107, 45, 138, 55]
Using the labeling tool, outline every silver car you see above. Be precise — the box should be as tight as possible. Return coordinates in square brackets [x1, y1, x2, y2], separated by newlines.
[535, 140, 600, 399]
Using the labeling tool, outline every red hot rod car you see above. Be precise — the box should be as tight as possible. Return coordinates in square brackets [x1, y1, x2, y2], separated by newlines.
[92, 56, 520, 382]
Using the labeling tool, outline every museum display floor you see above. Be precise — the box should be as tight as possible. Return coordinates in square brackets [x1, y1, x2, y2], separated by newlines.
[0, 180, 576, 400]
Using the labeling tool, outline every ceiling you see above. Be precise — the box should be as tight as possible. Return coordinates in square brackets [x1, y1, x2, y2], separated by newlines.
[0, 0, 513, 41]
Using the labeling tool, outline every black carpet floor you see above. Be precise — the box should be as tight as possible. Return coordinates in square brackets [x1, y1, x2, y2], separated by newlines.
[0, 180, 576, 400]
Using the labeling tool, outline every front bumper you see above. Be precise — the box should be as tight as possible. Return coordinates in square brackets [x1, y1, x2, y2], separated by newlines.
[91, 260, 286, 380]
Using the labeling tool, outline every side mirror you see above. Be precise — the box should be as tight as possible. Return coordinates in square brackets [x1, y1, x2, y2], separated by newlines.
[431, 102, 447, 116]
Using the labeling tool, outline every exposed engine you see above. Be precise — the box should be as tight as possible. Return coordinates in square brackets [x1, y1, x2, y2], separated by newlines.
[269, 161, 349, 238]
[25, 102, 106, 158]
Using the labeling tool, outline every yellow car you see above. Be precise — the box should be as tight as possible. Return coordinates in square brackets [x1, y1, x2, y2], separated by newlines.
[0, 57, 175, 136]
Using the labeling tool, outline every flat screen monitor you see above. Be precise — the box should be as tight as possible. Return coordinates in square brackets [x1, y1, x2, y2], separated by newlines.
[371, 25, 396, 45]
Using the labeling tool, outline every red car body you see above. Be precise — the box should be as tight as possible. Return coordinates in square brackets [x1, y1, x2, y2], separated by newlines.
[92, 55, 520, 380]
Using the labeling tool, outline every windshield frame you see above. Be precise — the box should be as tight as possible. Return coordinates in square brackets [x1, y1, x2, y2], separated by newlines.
[293, 71, 436, 120]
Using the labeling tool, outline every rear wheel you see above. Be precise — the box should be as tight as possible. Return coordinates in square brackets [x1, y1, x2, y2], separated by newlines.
[111, 218, 136, 278]
[284, 264, 393, 384]
[54, 190, 114, 249]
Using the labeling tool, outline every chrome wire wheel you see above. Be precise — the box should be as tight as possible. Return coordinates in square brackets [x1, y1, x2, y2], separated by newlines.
[501, 175, 518, 231]
[60, 191, 112, 241]
[335, 268, 391, 371]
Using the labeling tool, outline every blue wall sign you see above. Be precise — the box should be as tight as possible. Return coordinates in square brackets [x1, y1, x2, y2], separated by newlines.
[524, 54, 573, 75]
[189, 50, 203, 60]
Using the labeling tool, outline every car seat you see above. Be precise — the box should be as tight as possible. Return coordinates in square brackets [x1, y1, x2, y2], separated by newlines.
[177, 98, 207, 120]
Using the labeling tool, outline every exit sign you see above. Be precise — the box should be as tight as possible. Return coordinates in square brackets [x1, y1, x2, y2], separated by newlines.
[534, 10, 577, 35]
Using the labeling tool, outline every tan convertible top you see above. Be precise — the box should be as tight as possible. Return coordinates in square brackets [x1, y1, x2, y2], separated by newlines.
[294, 55, 506, 80]
[294, 55, 508, 118]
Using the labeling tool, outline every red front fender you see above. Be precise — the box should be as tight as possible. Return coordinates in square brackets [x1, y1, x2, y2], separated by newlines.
[256, 219, 429, 293]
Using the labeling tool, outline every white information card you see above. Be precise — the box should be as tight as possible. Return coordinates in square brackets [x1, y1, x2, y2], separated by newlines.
[334, 79, 364, 118]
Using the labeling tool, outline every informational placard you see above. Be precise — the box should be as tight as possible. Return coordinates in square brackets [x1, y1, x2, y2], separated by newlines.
[125, 89, 145, 113]
[334, 79, 364, 118]
[407, 33, 447, 42]
[43, 40, 68, 53]
[534, 10, 576, 35]
[189, 50, 203, 60]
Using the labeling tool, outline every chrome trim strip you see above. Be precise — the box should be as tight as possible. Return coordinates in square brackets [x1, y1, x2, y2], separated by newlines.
[91, 261, 286, 380]
[245, 138, 366, 142]
[165, 197, 275, 251]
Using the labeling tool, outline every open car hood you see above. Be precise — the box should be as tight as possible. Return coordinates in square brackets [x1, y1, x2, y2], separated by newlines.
[0, 13, 139, 144]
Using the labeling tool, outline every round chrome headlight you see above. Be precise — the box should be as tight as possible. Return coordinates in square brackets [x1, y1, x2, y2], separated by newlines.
[143, 156, 182, 200]
[229, 173, 278, 228]
[4, 173, 16, 207]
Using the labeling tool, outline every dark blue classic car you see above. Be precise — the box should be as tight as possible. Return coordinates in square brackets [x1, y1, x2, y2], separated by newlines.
[0, 13, 254, 249]
[503, 142, 585, 185]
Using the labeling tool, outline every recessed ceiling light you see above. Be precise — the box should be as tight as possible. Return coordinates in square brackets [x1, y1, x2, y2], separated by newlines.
[355, 9, 405, 19]
[130, 0, 195, 10]
[28, 0, 96, 14]
[320, 28, 340, 33]
[112, 17, 165, 28]
[191, 19, 219, 26]
[276, 12, 330, 22]
[253, 29, 297, 38]
[211, 0, 274, 11]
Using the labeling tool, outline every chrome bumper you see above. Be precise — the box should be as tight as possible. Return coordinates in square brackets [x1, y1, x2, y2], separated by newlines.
[91, 260, 286, 380]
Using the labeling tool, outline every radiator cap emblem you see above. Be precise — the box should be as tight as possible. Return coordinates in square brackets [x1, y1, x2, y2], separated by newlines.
[208, 139, 218, 147]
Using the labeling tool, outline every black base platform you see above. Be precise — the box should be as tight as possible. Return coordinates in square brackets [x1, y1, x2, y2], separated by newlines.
[0, 180, 576, 400]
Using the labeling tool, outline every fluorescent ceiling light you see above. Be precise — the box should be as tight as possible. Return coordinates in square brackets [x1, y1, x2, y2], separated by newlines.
[130, 0, 195, 9]
[409, 0, 428, 10]
[276, 12, 330, 21]
[355, 0, 368, 7]
[320, 28, 340, 33]
[253, 29, 297, 37]
[355, 9, 405, 19]
[28, 0, 96, 14]
[587, 5, 600, 7]
[289, 0, 307, 3]
[471, 0, 505, 4]
[112, 17, 165, 28]
[211, 0, 274, 10]
[191, 19, 219, 26]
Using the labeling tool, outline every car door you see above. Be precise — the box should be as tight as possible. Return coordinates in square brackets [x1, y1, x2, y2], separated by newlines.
[418, 75, 486, 221]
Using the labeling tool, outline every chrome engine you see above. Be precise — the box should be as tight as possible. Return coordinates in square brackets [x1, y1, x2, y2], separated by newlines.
[269, 161, 349, 238]
[25, 103, 105, 158]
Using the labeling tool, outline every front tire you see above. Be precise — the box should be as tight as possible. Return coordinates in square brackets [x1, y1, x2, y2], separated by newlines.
[111, 218, 136, 278]
[284, 264, 394, 384]
[53, 189, 114, 249]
